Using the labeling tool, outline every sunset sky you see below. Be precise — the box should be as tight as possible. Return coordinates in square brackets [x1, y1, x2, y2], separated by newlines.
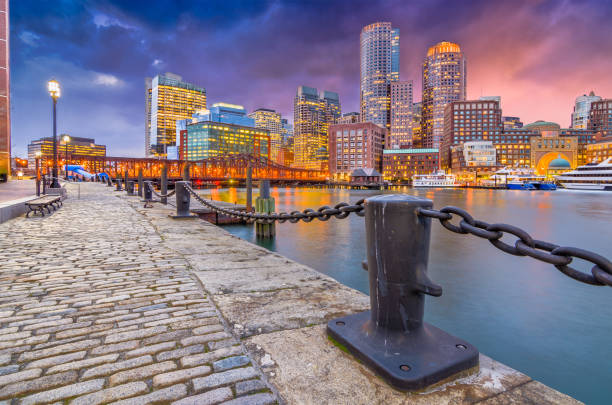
[10, 0, 612, 157]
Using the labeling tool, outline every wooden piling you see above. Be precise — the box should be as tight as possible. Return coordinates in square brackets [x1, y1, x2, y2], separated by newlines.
[255, 180, 275, 238]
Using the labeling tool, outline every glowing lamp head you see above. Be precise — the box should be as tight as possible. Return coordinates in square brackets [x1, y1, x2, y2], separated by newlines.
[35, 151, 42, 157]
[63, 135, 70, 143]
[48, 79, 61, 99]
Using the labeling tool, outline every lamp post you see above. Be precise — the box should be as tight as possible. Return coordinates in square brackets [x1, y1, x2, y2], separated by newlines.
[35, 151, 41, 196]
[63, 135, 70, 180]
[48, 79, 61, 188]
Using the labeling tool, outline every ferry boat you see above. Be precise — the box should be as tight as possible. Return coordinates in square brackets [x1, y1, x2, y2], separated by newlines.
[412, 170, 459, 187]
[484, 168, 556, 190]
[555, 158, 612, 191]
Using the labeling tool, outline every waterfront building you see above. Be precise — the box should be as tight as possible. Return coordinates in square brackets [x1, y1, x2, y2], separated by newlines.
[586, 134, 612, 163]
[248, 108, 283, 163]
[350, 168, 382, 185]
[328, 122, 385, 181]
[146, 72, 206, 157]
[502, 116, 523, 130]
[281, 118, 293, 141]
[293, 86, 340, 171]
[27, 136, 106, 172]
[360, 22, 399, 129]
[588, 99, 612, 137]
[441, 100, 503, 170]
[411, 102, 423, 148]
[530, 135, 578, 176]
[389, 81, 414, 148]
[495, 128, 539, 168]
[338, 112, 360, 124]
[185, 121, 270, 161]
[166, 146, 179, 160]
[0, 1, 9, 181]
[382, 148, 439, 183]
[450, 141, 497, 171]
[571, 91, 601, 129]
[422, 41, 466, 149]
[559, 128, 597, 165]
[278, 135, 294, 167]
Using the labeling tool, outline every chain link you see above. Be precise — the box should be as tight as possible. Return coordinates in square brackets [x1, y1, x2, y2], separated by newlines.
[185, 184, 364, 224]
[417, 206, 612, 287]
[146, 182, 176, 198]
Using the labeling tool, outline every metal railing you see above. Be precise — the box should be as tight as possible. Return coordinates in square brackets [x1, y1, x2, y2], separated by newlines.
[119, 179, 612, 391]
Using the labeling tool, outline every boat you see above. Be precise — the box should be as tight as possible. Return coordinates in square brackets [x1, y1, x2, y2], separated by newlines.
[412, 170, 459, 187]
[484, 168, 556, 190]
[555, 158, 612, 191]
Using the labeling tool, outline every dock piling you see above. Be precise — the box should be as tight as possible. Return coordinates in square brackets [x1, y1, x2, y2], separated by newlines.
[255, 180, 275, 238]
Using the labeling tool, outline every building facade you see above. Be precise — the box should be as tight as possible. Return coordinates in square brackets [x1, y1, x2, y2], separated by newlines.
[146, 73, 206, 157]
[185, 122, 269, 161]
[530, 135, 578, 176]
[502, 116, 523, 130]
[588, 99, 612, 137]
[248, 108, 282, 163]
[338, 112, 360, 124]
[389, 81, 413, 148]
[422, 41, 466, 149]
[571, 91, 601, 129]
[559, 128, 596, 166]
[328, 122, 385, 181]
[27, 136, 106, 172]
[441, 100, 503, 170]
[0, 1, 9, 181]
[450, 141, 497, 171]
[293, 86, 340, 171]
[382, 148, 439, 183]
[360, 22, 399, 129]
[586, 135, 612, 163]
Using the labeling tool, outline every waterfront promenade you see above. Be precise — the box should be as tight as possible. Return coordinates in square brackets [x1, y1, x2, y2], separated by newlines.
[0, 183, 581, 404]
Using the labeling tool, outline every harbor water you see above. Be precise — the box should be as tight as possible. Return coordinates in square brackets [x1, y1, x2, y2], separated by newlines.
[201, 186, 612, 405]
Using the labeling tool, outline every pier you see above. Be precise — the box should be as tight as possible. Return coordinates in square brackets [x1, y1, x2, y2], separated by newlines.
[0, 182, 592, 403]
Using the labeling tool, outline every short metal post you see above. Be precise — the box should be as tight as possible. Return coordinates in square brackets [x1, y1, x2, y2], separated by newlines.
[161, 165, 168, 205]
[107, 177, 112, 187]
[124, 171, 128, 189]
[115, 178, 122, 191]
[327, 194, 478, 391]
[42, 174, 47, 195]
[143, 180, 153, 206]
[138, 168, 143, 197]
[171, 181, 197, 219]
[182, 163, 190, 181]
[126, 181, 135, 196]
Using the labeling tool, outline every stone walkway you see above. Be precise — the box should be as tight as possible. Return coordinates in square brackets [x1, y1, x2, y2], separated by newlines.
[0, 183, 276, 404]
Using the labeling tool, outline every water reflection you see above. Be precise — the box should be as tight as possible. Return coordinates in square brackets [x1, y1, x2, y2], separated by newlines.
[205, 187, 611, 405]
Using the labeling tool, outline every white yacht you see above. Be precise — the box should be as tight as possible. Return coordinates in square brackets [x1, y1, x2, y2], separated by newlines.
[412, 170, 459, 187]
[555, 158, 612, 191]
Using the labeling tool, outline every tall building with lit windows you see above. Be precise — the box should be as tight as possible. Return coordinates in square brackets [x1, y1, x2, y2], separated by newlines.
[571, 91, 601, 130]
[0, 0, 9, 181]
[360, 22, 399, 130]
[293, 86, 340, 171]
[248, 108, 283, 163]
[422, 41, 466, 148]
[146, 72, 206, 157]
[389, 81, 413, 148]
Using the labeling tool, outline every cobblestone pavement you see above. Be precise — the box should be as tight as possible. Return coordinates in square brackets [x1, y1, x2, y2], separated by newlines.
[0, 183, 277, 404]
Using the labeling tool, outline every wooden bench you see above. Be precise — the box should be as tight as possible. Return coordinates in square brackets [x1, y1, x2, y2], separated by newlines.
[25, 196, 62, 217]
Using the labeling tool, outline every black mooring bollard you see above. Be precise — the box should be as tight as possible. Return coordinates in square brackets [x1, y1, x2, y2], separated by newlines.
[115, 179, 122, 191]
[161, 165, 168, 205]
[171, 181, 197, 219]
[142, 181, 153, 206]
[138, 169, 144, 197]
[126, 181, 135, 196]
[327, 194, 478, 391]
[107, 177, 112, 187]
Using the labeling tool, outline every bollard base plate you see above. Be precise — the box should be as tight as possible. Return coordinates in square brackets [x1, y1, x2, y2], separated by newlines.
[169, 214, 198, 219]
[327, 311, 478, 391]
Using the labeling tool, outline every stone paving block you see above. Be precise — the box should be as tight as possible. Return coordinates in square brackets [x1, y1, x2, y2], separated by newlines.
[180, 331, 230, 346]
[221, 393, 276, 405]
[25, 350, 86, 369]
[142, 329, 190, 345]
[212, 355, 251, 372]
[82, 355, 153, 379]
[109, 360, 177, 386]
[18, 339, 101, 363]
[70, 381, 149, 405]
[171, 387, 233, 405]
[180, 345, 244, 368]
[0, 368, 42, 387]
[56, 323, 114, 339]
[87, 340, 141, 356]
[124, 341, 176, 359]
[152, 365, 212, 387]
[104, 326, 167, 343]
[0, 365, 18, 377]
[46, 353, 120, 374]
[109, 383, 188, 405]
[0, 370, 78, 400]
[234, 379, 267, 396]
[192, 367, 258, 391]
[20, 378, 105, 405]
[157, 344, 204, 361]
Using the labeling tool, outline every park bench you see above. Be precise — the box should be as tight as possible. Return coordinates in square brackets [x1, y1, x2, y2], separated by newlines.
[25, 196, 62, 217]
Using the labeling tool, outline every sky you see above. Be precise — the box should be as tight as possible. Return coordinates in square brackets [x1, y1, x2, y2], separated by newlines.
[9, 0, 612, 157]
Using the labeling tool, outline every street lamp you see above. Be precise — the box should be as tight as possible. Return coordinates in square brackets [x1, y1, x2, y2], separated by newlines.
[48, 79, 61, 188]
[63, 135, 70, 180]
[35, 151, 42, 196]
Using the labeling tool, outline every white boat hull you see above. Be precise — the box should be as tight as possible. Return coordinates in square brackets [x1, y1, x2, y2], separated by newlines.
[559, 182, 612, 191]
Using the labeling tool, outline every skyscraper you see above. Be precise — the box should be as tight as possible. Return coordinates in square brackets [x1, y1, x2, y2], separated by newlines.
[293, 86, 340, 170]
[0, 1, 9, 182]
[248, 108, 282, 163]
[422, 41, 466, 148]
[389, 81, 413, 148]
[589, 99, 612, 137]
[146, 72, 206, 157]
[360, 22, 399, 130]
[571, 91, 601, 129]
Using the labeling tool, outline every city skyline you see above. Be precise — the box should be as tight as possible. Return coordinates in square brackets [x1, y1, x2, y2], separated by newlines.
[9, 0, 612, 157]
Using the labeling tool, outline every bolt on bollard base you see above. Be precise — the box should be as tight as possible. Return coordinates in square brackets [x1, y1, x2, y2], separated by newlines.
[171, 181, 197, 219]
[327, 194, 478, 391]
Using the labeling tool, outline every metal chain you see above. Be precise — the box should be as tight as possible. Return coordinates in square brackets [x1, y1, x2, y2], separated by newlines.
[185, 184, 364, 224]
[417, 206, 612, 288]
[146, 182, 176, 198]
